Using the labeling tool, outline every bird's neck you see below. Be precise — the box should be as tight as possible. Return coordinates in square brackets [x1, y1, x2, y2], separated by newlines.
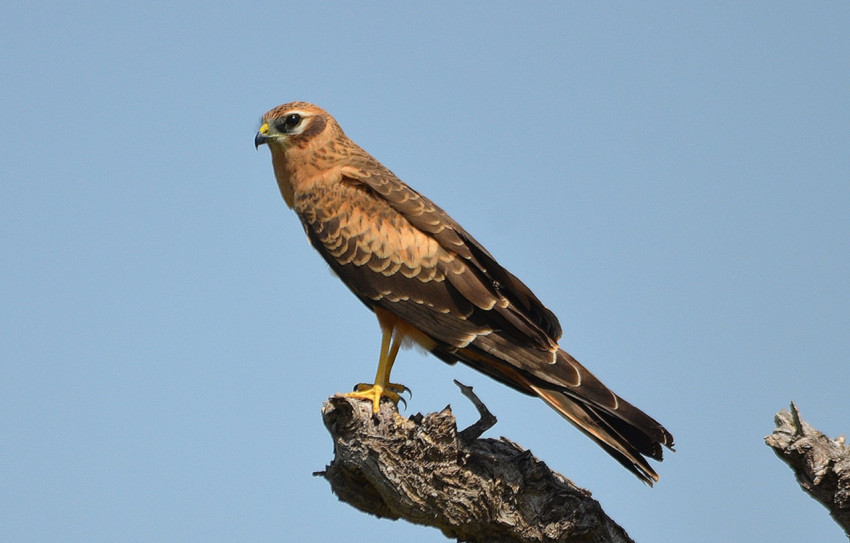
[270, 144, 342, 210]
[270, 147, 297, 209]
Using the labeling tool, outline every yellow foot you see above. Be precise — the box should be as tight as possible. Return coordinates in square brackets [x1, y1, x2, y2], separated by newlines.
[346, 383, 410, 413]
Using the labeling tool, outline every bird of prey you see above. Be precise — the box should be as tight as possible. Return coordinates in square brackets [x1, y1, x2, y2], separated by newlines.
[255, 102, 674, 484]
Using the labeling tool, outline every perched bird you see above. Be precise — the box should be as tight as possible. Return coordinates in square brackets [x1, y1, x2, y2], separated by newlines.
[255, 102, 674, 484]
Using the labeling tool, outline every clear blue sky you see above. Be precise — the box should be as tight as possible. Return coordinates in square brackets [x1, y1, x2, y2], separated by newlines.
[2, 3, 848, 542]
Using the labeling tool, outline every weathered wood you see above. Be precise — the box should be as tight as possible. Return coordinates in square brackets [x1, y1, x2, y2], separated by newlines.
[765, 403, 850, 537]
[316, 385, 634, 543]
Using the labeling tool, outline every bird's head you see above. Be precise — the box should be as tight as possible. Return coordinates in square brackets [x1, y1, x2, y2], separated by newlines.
[255, 102, 350, 209]
[254, 102, 337, 152]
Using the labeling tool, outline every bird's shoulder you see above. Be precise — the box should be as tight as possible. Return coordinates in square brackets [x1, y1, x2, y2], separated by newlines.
[334, 150, 564, 342]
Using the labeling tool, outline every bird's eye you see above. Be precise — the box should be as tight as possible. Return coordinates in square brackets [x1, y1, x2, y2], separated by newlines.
[281, 113, 302, 131]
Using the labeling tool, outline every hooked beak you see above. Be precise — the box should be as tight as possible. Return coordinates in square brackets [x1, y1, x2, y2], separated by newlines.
[254, 122, 270, 149]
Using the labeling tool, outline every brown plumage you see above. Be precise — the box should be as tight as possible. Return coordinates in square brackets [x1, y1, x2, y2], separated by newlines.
[255, 102, 674, 484]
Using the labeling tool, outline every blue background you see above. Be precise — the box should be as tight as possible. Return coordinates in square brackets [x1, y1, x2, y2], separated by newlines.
[3, 3, 848, 541]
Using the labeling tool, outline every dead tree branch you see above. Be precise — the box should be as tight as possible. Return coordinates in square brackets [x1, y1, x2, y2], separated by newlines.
[316, 384, 634, 543]
[765, 402, 850, 537]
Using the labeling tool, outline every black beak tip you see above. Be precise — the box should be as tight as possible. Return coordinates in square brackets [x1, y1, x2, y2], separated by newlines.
[254, 132, 267, 150]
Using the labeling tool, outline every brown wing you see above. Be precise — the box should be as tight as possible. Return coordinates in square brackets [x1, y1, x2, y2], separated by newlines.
[294, 153, 673, 483]
[293, 174, 553, 359]
[340, 159, 563, 344]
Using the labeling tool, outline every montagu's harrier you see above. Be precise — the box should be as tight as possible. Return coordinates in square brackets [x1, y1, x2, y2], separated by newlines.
[255, 102, 674, 483]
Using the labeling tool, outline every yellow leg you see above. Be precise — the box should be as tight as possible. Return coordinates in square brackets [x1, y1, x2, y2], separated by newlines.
[384, 330, 403, 381]
[346, 326, 409, 412]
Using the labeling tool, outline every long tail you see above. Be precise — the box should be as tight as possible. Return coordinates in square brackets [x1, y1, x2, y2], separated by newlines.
[529, 349, 674, 485]
[440, 342, 674, 483]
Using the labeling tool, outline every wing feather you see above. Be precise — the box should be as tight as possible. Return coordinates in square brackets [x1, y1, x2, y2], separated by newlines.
[342, 161, 562, 343]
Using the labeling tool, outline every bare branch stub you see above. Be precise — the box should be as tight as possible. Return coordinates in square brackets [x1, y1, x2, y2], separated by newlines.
[318, 393, 635, 543]
[765, 402, 850, 537]
[453, 380, 498, 443]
